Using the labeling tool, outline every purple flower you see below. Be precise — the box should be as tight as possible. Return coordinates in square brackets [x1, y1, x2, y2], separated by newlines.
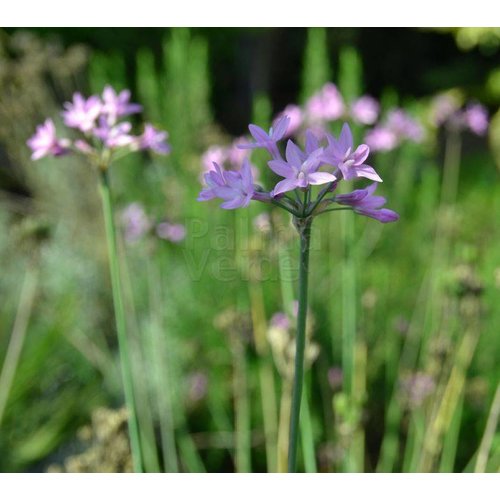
[198, 159, 256, 209]
[464, 103, 489, 136]
[431, 94, 461, 127]
[74, 139, 94, 155]
[238, 115, 290, 158]
[268, 140, 336, 196]
[102, 85, 142, 125]
[335, 183, 399, 223]
[270, 312, 291, 331]
[156, 222, 186, 243]
[306, 83, 345, 122]
[323, 123, 382, 182]
[327, 367, 343, 391]
[27, 119, 70, 160]
[201, 146, 227, 174]
[276, 105, 303, 137]
[227, 137, 250, 169]
[138, 123, 171, 154]
[350, 96, 380, 125]
[400, 372, 435, 408]
[93, 119, 135, 148]
[364, 126, 398, 152]
[62, 92, 102, 132]
[386, 108, 424, 142]
[121, 203, 151, 243]
[187, 372, 208, 403]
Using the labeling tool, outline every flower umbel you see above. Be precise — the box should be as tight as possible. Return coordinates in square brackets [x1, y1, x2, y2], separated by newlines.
[28, 86, 170, 168]
[198, 119, 397, 223]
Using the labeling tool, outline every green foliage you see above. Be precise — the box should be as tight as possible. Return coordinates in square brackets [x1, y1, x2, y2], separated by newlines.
[300, 28, 331, 103]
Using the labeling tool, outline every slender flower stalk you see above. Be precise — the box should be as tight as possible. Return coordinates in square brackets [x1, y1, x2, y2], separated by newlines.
[287, 216, 312, 472]
[27, 85, 170, 473]
[98, 168, 143, 472]
[198, 115, 398, 472]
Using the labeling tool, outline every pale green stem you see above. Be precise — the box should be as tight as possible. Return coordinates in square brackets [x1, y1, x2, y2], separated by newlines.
[98, 168, 143, 472]
[0, 266, 38, 428]
[475, 383, 500, 473]
[300, 379, 317, 472]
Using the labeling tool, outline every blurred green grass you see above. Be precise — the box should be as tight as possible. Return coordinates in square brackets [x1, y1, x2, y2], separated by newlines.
[0, 27, 499, 473]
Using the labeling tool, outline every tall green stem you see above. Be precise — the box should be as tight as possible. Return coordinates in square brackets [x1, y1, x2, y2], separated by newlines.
[98, 169, 143, 472]
[288, 217, 312, 472]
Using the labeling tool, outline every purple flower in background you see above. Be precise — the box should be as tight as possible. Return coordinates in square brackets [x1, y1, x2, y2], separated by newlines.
[386, 108, 424, 142]
[276, 105, 303, 137]
[239, 115, 290, 158]
[28, 86, 170, 170]
[121, 203, 151, 243]
[350, 96, 380, 125]
[138, 123, 171, 154]
[268, 140, 335, 196]
[464, 103, 489, 136]
[400, 372, 435, 409]
[156, 222, 186, 243]
[430, 93, 489, 136]
[364, 126, 398, 152]
[227, 137, 250, 168]
[323, 123, 382, 182]
[270, 312, 291, 331]
[27, 119, 70, 160]
[335, 183, 399, 223]
[62, 92, 102, 132]
[102, 85, 142, 124]
[93, 119, 135, 149]
[198, 159, 256, 209]
[327, 367, 343, 391]
[431, 93, 461, 127]
[306, 83, 345, 122]
[201, 146, 227, 174]
[187, 372, 208, 403]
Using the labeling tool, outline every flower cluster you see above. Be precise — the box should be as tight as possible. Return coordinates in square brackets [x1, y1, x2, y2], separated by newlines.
[198, 116, 399, 224]
[430, 93, 489, 136]
[200, 82, 425, 184]
[273, 83, 381, 138]
[27, 86, 170, 165]
[364, 108, 424, 152]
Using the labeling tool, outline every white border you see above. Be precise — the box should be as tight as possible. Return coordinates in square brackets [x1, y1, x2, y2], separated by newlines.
[1, 473, 499, 500]
[1, 2, 499, 27]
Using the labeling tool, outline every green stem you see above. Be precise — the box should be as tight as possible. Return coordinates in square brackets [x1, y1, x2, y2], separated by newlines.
[440, 126, 462, 207]
[306, 181, 336, 216]
[98, 169, 143, 472]
[288, 217, 312, 472]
